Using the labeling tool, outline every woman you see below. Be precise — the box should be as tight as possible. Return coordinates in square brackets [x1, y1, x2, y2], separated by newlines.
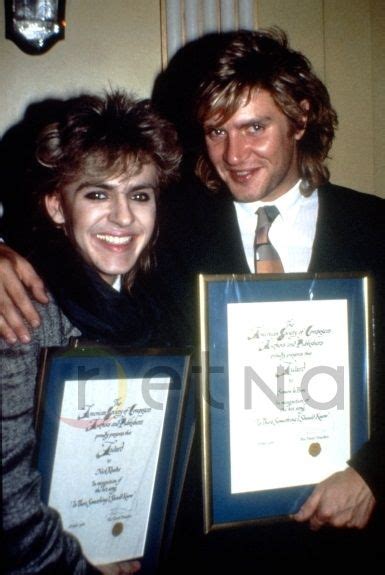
[1, 91, 181, 574]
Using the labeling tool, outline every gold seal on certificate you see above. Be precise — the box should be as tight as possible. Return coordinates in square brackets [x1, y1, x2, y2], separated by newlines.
[112, 522, 124, 537]
[308, 442, 321, 457]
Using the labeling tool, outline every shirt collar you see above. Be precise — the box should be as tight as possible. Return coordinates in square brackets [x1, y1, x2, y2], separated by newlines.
[112, 275, 122, 291]
[234, 179, 303, 219]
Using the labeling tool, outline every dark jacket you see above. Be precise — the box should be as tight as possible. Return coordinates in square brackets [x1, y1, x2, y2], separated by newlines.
[155, 179, 385, 567]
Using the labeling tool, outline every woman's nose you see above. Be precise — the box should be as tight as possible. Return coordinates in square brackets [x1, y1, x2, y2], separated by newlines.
[109, 197, 134, 226]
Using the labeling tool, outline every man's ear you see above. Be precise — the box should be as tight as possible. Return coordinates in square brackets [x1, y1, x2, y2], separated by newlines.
[294, 99, 310, 141]
[44, 193, 66, 225]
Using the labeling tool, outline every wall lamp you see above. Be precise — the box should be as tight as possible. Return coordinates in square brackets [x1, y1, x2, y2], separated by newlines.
[5, 0, 66, 55]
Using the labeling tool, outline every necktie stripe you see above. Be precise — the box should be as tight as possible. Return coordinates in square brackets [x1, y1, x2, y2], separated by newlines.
[254, 206, 284, 273]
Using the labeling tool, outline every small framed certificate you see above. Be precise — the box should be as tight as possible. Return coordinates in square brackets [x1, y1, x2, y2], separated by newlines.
[199, 273, 371, 532]
[35, 343, 192, 572]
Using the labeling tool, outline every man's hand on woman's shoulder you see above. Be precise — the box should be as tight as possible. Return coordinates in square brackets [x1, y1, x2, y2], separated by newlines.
[0, 244, 48, 344]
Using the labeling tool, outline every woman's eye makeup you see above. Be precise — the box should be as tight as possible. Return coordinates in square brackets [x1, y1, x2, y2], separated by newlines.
[84, 190, 108, 200]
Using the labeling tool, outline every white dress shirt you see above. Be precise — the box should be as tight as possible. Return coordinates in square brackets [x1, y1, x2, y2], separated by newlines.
[112, 275, 122, 291]
[233, 180, 319, 273]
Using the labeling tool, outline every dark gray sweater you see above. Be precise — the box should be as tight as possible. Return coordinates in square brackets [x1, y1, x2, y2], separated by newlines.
[1, 297, 100, 574]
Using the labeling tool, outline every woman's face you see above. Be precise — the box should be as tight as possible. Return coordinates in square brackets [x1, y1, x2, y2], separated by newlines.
[45, 162, 157, 285]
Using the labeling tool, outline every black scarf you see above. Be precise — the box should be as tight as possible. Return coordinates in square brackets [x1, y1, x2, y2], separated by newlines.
[29, 230, 172, 347]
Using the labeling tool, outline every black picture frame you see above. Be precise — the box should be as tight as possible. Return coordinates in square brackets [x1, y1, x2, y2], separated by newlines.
[35, 342, 192, 573]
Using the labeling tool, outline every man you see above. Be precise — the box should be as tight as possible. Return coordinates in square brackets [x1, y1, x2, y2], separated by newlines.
[1, 29, 384, 564]
[152, 29, 385, 565]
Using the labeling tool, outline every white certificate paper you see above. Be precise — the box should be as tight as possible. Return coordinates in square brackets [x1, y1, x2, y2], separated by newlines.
[227, 299, 350, 494]
[48, 377, 170, 564]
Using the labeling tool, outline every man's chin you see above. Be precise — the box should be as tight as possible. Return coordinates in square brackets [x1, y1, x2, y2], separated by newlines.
[229, 188, 267, 203]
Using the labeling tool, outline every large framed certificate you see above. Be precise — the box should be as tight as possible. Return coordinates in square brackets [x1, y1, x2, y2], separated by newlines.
[34, 343, 192, 572]
[199, 273, 371, 532]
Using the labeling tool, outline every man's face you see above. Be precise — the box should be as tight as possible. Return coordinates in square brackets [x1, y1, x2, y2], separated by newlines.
[45, 162, 157, 285]
[203, 89, 306, 202]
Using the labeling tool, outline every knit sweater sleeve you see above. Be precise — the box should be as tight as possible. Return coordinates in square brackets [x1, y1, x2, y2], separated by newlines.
[1, 298, 100, 574]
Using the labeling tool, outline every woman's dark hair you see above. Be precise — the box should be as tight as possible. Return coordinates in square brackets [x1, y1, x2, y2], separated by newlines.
[32, 90, 181, 288]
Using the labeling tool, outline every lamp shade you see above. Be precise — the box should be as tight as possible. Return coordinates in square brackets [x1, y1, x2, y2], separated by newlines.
[5, 0, 66, 55]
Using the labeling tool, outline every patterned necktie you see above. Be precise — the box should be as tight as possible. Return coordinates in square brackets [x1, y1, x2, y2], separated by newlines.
[254, 205, 284, 273]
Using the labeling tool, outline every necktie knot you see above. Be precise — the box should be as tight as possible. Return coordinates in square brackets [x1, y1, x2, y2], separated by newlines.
[258, 205, 280, 224]
[254, 205, 283, 273]
[255, 205, 280, 245]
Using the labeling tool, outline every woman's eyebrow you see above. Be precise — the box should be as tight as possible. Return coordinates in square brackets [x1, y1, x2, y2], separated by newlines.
[75, 181, 114, 192]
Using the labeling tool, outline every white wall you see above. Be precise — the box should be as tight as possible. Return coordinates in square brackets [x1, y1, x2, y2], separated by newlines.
[0, 0, 162, 135]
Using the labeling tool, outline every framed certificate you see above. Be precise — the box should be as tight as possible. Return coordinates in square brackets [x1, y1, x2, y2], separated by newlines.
[34, 343, 192, 572]
[199, 273, 371, 532]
